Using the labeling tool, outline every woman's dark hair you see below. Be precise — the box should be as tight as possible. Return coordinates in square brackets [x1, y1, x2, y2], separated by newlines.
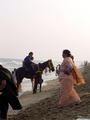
[63, 49, 71, 57]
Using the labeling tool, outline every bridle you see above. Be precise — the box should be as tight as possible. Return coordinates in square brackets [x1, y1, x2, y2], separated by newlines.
[48, 60, 53, 71]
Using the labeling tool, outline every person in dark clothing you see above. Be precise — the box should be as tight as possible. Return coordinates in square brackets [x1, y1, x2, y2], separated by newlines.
[56, 64, 60, 76]
[23, 52, 35, 72]
[0, 65, 22, 120]
[24, 52, 33, 64]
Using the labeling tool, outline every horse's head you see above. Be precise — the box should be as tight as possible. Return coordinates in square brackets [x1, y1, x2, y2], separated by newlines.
[47, 59, 55, 72]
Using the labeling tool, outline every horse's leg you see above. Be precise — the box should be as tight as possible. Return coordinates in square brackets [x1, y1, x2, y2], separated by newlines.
[31, 78, 35, 90]
[17, 83, 19, 92]
[17, 83, 22, 92]
[40, 83, 41, 92]
[40, 79, 43, 92]
[19, 84, 22, 91]
[33, 79, 38, 94]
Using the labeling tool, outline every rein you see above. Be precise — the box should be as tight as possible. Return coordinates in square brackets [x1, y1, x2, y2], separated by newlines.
[36, 64, 42, 74]
[48, 61, 52, 71]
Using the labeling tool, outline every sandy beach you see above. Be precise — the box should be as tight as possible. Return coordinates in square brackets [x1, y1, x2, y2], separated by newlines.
[8, 64, 90, 120]
[8, 78, 60, 117]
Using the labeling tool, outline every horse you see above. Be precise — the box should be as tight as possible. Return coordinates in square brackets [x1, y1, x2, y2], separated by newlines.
[33, 59, 55, 93]
[12, 59, 55, 94]
[12, 65, 42, 93]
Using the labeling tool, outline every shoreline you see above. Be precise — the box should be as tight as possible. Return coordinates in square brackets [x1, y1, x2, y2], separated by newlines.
[19, 72, 57, 93]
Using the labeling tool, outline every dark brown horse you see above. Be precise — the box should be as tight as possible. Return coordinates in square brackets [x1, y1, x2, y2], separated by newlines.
[13, 59, 55, 94]
[12, 64, 42, 92]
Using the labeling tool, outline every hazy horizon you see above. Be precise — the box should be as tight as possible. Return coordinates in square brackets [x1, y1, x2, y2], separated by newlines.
[0, 0, 90, 62]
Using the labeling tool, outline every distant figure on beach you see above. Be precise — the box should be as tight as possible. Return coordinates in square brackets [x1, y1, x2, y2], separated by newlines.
[12, 68, 17, 85]
[58, 49, 85, 108]
[56, 64, 60, 76]
[0, 65, 22, 120]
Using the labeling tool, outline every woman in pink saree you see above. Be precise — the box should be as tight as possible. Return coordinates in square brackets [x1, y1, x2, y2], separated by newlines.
[58, 49, 85, 108]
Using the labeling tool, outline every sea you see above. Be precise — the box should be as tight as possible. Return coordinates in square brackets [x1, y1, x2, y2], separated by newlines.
[0, 58, 82, 93]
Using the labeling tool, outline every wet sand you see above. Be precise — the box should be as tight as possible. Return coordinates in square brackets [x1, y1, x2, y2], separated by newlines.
[8, 65, 90, 120]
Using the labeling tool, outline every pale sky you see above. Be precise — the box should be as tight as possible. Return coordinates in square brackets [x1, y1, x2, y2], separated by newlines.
[0, 0, 90, 62]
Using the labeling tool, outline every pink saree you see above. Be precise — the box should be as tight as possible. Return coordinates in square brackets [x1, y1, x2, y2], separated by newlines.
[59, 57, 85, 107]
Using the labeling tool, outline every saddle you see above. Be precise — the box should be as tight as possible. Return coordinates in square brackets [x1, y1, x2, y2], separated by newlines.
[23, 62, 36, 74]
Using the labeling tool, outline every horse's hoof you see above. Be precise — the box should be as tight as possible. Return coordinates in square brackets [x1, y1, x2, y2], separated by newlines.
[33, 91, 36, 94]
